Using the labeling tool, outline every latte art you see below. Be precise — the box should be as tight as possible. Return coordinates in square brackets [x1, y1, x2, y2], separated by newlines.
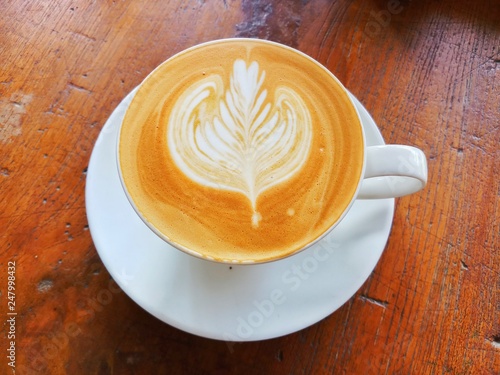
[167, 59, 313, 227]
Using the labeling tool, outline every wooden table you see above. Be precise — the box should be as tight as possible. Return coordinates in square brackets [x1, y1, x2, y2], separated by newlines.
[1, 0, 499, 373]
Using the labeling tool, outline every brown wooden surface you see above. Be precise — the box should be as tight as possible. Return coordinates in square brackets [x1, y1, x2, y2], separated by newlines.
[1, 0, 499, 374]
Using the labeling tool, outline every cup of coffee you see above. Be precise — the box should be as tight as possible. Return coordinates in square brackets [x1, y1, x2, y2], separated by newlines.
[117, 38, 427, 264]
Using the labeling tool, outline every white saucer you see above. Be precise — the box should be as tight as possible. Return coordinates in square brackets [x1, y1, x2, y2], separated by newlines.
[85, 89, 394, 341]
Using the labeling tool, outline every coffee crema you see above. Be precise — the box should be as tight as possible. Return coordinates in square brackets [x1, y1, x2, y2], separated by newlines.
[118, 39, 364, 263]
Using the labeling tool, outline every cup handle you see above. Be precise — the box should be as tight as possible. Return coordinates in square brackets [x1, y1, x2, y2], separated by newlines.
[357, 145, 428, 199]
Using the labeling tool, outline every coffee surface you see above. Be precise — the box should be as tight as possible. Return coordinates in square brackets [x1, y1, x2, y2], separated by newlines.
[119, 39, 364, 262]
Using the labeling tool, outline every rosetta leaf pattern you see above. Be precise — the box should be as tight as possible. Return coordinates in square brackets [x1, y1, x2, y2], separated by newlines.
[168, 59, 312, 227]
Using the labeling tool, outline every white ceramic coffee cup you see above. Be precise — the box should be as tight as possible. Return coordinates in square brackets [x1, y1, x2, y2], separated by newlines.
[117, 38, 427, 263]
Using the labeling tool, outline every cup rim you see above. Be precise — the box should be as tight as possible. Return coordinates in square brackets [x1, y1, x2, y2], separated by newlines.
[116, 37, 367, 265]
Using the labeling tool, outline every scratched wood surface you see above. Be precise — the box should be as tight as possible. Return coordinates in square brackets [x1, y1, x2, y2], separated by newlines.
[1, 0, 499, 374]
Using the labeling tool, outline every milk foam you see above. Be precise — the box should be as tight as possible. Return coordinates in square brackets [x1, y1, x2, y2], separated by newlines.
[119, 39, 365, 262]
[167, 59, 312, 227]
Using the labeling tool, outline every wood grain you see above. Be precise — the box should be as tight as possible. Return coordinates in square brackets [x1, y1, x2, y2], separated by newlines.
[1, 0, 499, 373]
